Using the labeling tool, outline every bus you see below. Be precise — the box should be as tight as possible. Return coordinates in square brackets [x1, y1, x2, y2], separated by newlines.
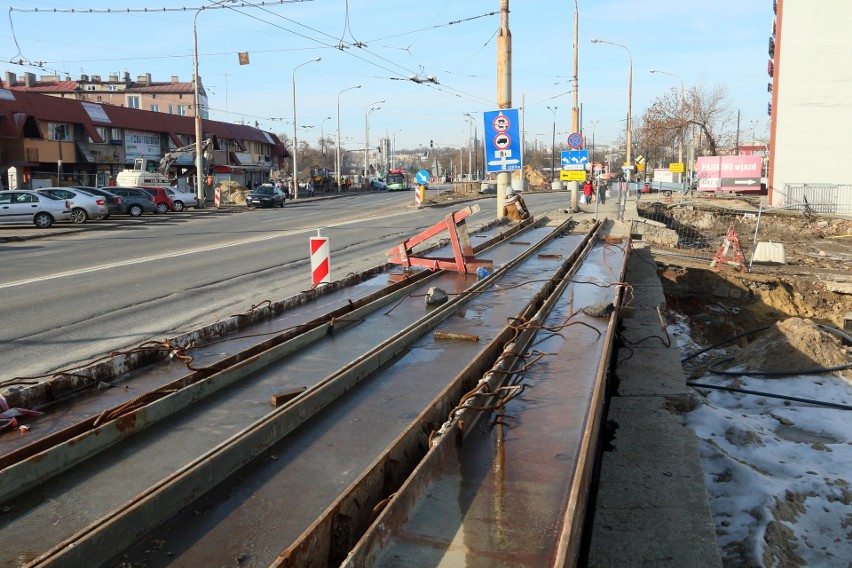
[385, 169, 411, 191]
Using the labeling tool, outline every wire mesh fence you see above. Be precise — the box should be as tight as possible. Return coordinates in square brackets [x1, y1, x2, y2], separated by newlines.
[635, 198, 762, 268]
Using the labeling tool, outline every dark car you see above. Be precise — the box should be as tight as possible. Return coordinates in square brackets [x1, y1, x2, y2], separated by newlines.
[137, 186, 176, 214]
[246, 184, 286, 208]
[72, 186, 124, 217]
[106, 186, 157, 216]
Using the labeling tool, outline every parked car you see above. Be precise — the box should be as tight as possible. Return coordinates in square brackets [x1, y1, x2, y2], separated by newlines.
[0, 190, 72, 228]
[36, 187, 109, 223]
[106, 186, 157, 216]
[370, 178, 387, 190]
[136, 186, 175, 214]
[246, 184, 286, 208]
[72, 186, 124, 217]
[164, 187, 198, 211]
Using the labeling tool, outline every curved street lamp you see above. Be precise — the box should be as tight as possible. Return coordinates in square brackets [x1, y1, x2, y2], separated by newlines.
[650, 68, 686, 188]
[291, 57, 321, 199]
[591, 38, 633, 186]
[364, 99, 385, 180]
[547, 106, 558, 182]
[336, 85, 361, 193]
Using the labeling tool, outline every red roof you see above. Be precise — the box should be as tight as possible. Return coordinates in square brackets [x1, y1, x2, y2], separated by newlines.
[0, 88, 288, 158]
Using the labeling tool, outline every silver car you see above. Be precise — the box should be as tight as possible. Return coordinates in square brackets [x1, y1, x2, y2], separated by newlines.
[36, 187, 109, 223]
[165, 187, 199, 211]
[0, 190, 72, 228]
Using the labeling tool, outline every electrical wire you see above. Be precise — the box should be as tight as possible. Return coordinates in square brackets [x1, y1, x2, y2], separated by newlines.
[686, 381, 852, 411]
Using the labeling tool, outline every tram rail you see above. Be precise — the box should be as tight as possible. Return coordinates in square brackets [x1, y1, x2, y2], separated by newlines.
[0, 212, 629, 568]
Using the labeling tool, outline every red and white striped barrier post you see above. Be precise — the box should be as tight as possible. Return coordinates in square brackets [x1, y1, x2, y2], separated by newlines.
[414, 185, 425, 208]
[310, 230, 330, 287]
[214, 187, 221, 207]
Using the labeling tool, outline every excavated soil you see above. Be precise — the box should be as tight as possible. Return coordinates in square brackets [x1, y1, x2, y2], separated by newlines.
[654, 203, 852, 357]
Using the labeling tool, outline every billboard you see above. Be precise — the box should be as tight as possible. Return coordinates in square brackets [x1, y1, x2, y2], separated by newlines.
[696, 155, 763, 192]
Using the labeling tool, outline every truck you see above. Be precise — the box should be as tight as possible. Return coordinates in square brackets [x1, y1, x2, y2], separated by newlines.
[115, 138, 217, 188]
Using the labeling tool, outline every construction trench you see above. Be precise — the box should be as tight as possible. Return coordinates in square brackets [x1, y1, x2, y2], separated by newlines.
[2, 199, 849, 568]
[0, 208, 631, 568]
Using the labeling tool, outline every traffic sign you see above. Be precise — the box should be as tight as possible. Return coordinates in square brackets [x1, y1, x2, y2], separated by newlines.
[567, 132, 583, 149]
[561, 149, 589, 166]
[560, 169, 586, 181]
[669, 162, 685, 173]
[561, 164, 586, 171]
[484, 109, 522, 173]
[415, 169, 430, 185]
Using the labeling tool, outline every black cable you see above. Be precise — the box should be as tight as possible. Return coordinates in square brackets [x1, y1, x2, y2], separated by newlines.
[687, 381, 852, 411]
[707, 357, 852, 377]
[680, 326, 771, 363]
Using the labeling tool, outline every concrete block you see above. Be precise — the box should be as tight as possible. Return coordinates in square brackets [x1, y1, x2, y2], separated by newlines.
[752, 241, 786, 264]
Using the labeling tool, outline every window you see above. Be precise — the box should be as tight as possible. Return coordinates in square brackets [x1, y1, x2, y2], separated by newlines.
[177, 105, 187, 116]
[168, 105, 174, 114]
[50, 123, 70, 141]
[150, 104, 160, 112]
[111, 128, 122, 142]
[128, 96, 140, 109]
[90, 126, 109, 144]
[107, 85, 118, 92]
[97, 96, 102, 102]
[85, 85, 96, 92]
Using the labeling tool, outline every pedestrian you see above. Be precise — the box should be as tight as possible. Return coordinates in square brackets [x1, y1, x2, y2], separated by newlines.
[504, 188, 529, 220]
[597, 179, 606, 205]
[583, 179, 594, 204]
[345, 177, 351, 191]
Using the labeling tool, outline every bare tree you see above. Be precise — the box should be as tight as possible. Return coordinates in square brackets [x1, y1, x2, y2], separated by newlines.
[640, 83, 735, 157]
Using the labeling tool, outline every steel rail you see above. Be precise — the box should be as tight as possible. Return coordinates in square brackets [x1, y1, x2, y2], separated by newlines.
[25, 218, 571, 568]
[273, 218, 598, 567]
[342, 231, 630, 568]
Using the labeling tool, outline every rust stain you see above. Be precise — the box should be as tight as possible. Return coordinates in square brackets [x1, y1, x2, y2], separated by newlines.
[115, 413, 137, 433]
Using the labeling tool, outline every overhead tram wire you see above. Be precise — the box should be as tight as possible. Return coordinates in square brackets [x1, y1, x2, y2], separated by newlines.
[9, 1, 497, 107]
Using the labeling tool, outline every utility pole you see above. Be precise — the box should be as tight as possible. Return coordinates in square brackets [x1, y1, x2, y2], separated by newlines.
[495, 0, 512, 218]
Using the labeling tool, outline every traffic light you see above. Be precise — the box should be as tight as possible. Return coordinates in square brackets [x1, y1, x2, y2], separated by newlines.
[430, 140, 433, 148]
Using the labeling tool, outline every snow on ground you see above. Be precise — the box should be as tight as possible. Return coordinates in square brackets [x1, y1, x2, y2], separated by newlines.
[668, 315, 852, 568]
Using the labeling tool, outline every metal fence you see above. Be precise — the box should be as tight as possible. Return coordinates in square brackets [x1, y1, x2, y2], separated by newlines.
[635, 199, 762, 268]
[779, 183, 852, 215]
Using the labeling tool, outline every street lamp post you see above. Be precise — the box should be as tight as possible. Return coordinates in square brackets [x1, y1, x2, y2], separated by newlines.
[317, 116, 332, 167]
[650, 68, 685, 190]
[364, 99, 385, 182]
[547, 106, 557, 182]
[291, 57, 321, 199]
[391, 129, 401, 170]
[336, 84, 361, 193]
[463, 113, 477, 180]
[592, 39, 633, 189]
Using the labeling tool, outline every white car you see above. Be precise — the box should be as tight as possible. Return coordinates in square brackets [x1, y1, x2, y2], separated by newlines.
[36, 187, 109, 223]
[0, 190, 72, 228]
[164, 187, 199, 211]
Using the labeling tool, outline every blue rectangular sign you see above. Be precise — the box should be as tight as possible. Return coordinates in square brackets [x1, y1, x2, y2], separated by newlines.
[561, 150, 589, 166]
[483, 108, 522, 173]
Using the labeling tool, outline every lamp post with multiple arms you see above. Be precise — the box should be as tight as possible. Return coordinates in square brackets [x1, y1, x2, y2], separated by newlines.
[364, 99, 385, 181]
[547, 106, 558, 182]
[649, 68, 685, 189]
[591, 38, 633, 186]
[291, 57, 321, 199]
[336, 85, 361, 193]
[463, 113, 478, 180]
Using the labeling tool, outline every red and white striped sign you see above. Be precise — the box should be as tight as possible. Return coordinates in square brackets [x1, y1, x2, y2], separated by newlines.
[214, 187, 221, 207]
[310, 235, 330, 286]
[414, 186, 423, 207]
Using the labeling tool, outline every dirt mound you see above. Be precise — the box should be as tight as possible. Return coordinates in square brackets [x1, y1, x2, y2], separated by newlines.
[727, 317, 851, 377]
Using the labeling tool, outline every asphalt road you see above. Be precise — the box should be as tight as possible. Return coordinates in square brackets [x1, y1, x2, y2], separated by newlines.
[0, 189, 572, 382]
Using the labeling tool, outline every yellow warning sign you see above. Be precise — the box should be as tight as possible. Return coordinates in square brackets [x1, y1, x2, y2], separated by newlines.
[560, 169, 586, 181]
[669, 162, 685, 173]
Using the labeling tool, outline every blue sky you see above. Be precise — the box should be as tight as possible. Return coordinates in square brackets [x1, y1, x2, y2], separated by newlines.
[3, 0, 772, 151]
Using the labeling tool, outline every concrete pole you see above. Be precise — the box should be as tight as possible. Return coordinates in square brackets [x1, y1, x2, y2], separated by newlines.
[568, 0, 580, 211]
[495, 0, 512, 218]
[192, 11, 204, 207]
[364, 100, 384, 183]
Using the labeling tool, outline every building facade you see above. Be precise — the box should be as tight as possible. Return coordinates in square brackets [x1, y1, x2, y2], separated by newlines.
[0, 88, 287, 190]
[768, 0, 852, 208]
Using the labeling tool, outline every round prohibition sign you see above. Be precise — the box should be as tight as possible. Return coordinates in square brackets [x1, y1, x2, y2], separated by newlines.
[567, 132, 583, 149]
[492, 114, 510, 132]
[493, 132, 511, 150]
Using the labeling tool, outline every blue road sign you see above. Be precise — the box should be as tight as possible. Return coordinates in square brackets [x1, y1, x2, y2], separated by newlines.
[415, 169, 430, 185]
[483, 108, 522, 173]
[561, 150, 589, 166]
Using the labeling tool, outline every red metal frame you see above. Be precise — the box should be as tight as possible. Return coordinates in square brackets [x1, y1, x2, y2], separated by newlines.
[386, 205, 492, 273]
